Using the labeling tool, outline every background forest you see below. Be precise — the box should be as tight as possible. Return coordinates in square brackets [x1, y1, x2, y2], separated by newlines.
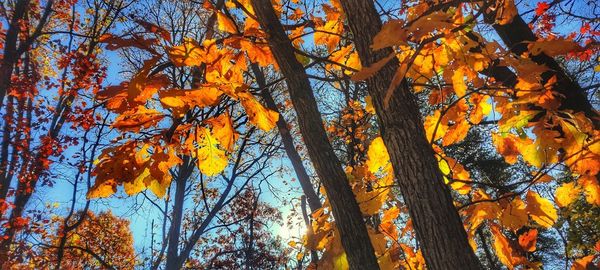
[0, 0, 599, 269]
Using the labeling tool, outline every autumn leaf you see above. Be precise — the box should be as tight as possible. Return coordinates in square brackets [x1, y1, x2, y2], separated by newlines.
[491, 224, 528, 269]
[492, 133, 524, 164]
[135, 19, 171, 42]
[206, 112, 239, 152]
[216, 12, 238, 34]
[528, 39, 583, 56]
[112, 107, 165, 132]
[366, 137, 390, 174]
[99, 33, 158, 52]
[381, 206, 400, 224]
[495, 0, 518, 25]
[351, 53, 395, 81]
[518, 229, 538, 252]
[372, 19, 407, 50]
[571, 255, 596, 270]
[526, 190, 557, 228]
[500, 196, 528, 231]
[159, 87, 223, 116]
[579, 175, 600, 206]
[442, 120, 470, 146]
[240, 95, 279, 131]
[195, 127, 228, 176]
[555, 182, 581, 208]
[167, 38, 205, 67]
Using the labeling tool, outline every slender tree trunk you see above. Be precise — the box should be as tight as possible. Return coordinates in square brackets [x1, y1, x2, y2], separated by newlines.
[251, 1, 380, 269]
[338, 1, 482, 269]
[164, 158, 193, 270]
[250, 63, 322, 212]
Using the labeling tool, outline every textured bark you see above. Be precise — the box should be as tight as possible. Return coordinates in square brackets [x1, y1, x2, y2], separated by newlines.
[250, 63, 322, 212]
[251, 1, 380, 269]
[338, 0, 482, 269]
[483, 9, 598, 125]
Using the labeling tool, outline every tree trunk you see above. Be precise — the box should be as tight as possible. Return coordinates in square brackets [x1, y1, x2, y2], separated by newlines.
[250, 63, 322, 212]
[338, 0, 482, 269]
[164, 158, 193, 270]
[250, 1, 380, 269]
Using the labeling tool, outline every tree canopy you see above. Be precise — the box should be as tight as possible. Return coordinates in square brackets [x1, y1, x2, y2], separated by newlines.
[0, 0, 598, 269]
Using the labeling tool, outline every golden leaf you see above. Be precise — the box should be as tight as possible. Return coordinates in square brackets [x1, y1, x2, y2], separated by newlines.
[240, 95, 279, 131]
[206, 112, 239, 152]
[217, 12, 238, 34]
[195, 127, 228, 176]
[526, 190, 557, 228]
[555, 182, 581, 208]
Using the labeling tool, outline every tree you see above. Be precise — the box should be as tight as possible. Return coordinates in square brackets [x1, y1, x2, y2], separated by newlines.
[250, 1, 380, 269]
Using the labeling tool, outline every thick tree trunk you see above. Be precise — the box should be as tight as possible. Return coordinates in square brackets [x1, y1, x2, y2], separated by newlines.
[250, 63, 322, 212]
[251, 1, 380, 269]
[338, 0, 482, 269]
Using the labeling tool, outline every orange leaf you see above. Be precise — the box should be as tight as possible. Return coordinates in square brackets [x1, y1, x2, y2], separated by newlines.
[372, 19, 407, 50]
[240, 95, 279, 131]
[112, 107, 165, 132]
[518, 229, 538, 252]
[206, 112, 239, 152]
[351, 53, 395, 81]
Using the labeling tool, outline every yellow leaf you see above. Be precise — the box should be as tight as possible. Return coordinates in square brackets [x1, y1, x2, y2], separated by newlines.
[366, 137, 390, 173]
[424, 111, 447, 142]
[500, 196, 528, 231]
[451, 66, 468, 97]
[333, 252, 349, 270]
[167, 38, 205, 67]
[123, 168, 151, 195]
[526, 190, 557, 228]
[87, 179, 118, 199]
[159, 87, 223, 117]
[217, 12, 238, 34]
[555, 182, 581, 208]
[240, 96, 279, 131]
[442, 120, 470, 146]
[579, 175, 600, 206]
[195, 127, 228, 176]
[365, 96, 375, 114]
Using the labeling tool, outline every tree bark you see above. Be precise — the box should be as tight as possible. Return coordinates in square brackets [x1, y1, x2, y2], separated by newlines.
[338, 0, 482, 269]
[251, 1, 380, 269]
